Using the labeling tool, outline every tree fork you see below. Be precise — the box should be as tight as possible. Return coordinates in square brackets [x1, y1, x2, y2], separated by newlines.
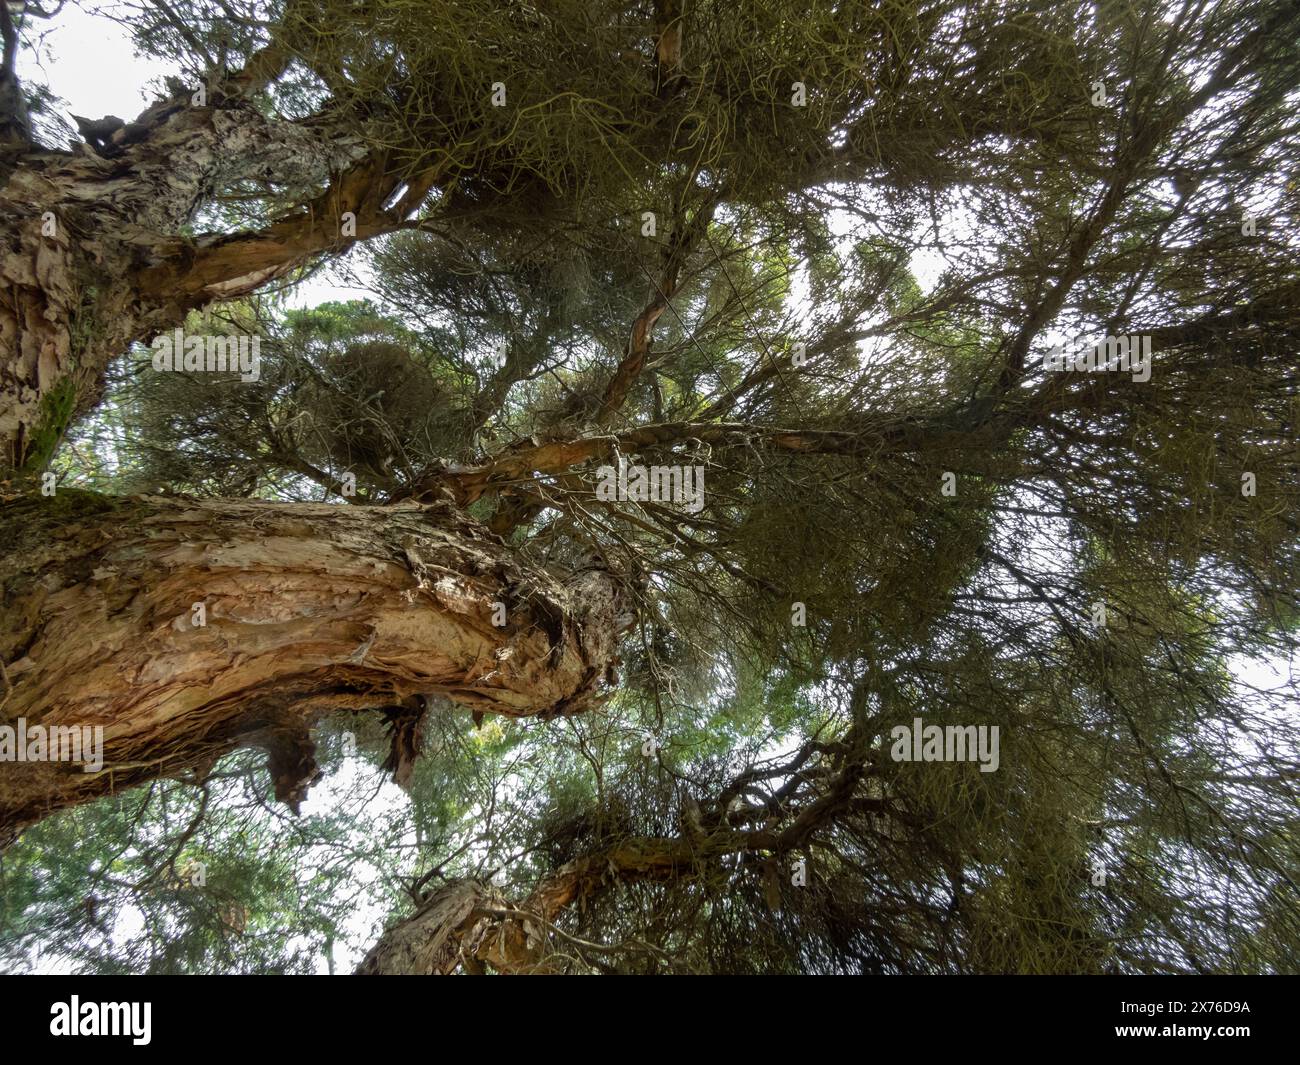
[0, 74, 372, 475]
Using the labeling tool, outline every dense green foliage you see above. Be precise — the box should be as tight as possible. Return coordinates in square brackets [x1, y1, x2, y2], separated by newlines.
[2, 0, 1298, 973]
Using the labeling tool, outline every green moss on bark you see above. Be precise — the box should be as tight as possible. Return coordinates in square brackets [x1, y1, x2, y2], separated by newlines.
[19, 378, 79, 474]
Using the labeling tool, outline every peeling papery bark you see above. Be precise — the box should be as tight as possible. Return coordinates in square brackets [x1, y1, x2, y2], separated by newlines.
[0, 493, 627, 841]
[355, 880, 509, 976]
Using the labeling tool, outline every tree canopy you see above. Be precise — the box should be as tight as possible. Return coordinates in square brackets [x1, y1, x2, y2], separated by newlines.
[0, 0, 1297, 974]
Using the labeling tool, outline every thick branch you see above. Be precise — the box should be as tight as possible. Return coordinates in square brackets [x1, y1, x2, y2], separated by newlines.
[358, 722, 880, 974]
[0, 492, 628, 839]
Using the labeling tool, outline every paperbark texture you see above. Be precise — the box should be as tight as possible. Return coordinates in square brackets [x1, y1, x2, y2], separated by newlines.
[0, 491, 625, 840]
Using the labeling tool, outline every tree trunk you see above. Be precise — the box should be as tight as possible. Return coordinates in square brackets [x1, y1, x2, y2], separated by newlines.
[0, 490, 626, 841]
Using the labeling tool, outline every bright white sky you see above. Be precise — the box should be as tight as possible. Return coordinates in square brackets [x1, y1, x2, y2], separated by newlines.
[20, 5, 153, 119]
